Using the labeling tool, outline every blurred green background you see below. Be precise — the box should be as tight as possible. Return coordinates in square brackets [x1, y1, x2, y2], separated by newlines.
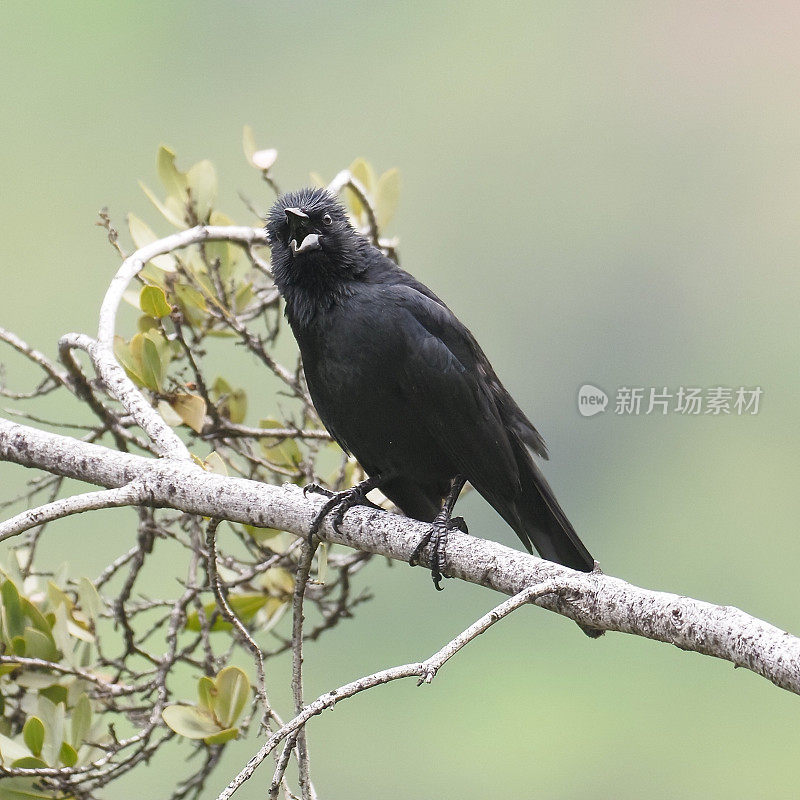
[1, 2, 799, 797]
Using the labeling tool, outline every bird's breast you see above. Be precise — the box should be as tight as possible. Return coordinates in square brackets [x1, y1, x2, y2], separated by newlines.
[296, 308, 453, 482]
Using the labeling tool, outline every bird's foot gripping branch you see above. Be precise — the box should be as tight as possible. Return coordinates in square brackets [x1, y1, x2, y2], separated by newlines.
[0, 138, 797, 800]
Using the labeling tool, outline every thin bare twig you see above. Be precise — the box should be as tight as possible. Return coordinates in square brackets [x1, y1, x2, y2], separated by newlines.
[216, 581, 562, 800]
[205, 518, 269, 724]
[0, 480, 147, 543]
[291, 543, 316, 800]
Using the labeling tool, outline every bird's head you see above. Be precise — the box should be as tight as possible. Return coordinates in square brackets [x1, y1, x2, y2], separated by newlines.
[266, 188, 367, 287]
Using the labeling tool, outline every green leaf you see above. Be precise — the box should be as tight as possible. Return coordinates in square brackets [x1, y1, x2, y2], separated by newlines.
[2, 580, 25, 640]
[36, 696, 64, 766]
[132, 330, 170, 393]
[38, 685, 68, 708]
[137, 315, 160, 334]
[157, 145, 188, 200]
[127, 213, 176, 271]
[197, 676, 215, 712]
[59, 741, 78, 767]
[161, 705, 221, 740]
[206, 212, 244, 283]
[157, 399, 183, 427]
[213, 666, 249, 728]
[349, 157, 375, 192]
[203, 451, 227, 475]
[0, 732, 31, 764]
[233, 282, 255, 314]
[114, 336, 145, 385]
[9, 756, 49, 770]
[203, 727, 238, 746]
[22, 627, 59, 661]
[50, 604, 71, 656]
[261, 566, 294, 598]
[139, 285, 171, 318]
[185, 593, 268, 633]
[76, 578, 104, 625]
[245, 525, 283, 544]
[128, 212, 158, 249]
[13, 671, 58, 690]
[135, 333, 164, 392]
[344, 158, 376, 222]
[186, 159, 217, 222]
[70, 694, 92, 749]
[22, 717, 44, 757]
[169, 394, 206, 433]
[0, 777, 55, 799]
[45, 581, 72, 612]
[212, 377, 247, 423]
[259, 597, 289, 634]
[174, 282, 209, 327]
[376, 168, 400, 229]
[139, 181, 186, 227]
[258, 419, 301, 468]
[242, 125, 257, 165]
[19, 598, 50, 636]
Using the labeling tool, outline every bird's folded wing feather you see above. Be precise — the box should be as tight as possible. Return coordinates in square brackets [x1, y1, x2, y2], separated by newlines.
[385, 284, 525, 503]
[383, 272, 549, 459]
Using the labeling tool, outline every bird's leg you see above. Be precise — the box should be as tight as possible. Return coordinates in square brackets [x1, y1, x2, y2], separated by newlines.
[409, 476, 468, 591]
[305, 474, 385, 543]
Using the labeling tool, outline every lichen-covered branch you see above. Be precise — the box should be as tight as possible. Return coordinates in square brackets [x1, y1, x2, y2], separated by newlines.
[2, 414, 799, 698]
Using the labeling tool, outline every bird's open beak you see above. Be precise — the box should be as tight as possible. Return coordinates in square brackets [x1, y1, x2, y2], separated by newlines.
[285, 207, 322, 256]
[290, 234, 321, 255]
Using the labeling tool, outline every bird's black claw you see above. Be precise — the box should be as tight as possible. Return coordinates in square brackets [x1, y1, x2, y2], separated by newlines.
[305, 485, 370, 542]
[409, 531, 432, 567]
[451, 516, 468, 534]
[411, 515, 465, 589]
[303, 482, 334, 499]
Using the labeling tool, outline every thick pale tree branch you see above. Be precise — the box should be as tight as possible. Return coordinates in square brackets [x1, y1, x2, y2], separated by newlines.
[1, 414, 799, 697]
[96, 225, 270, 349]
[58, 332, 189, 459]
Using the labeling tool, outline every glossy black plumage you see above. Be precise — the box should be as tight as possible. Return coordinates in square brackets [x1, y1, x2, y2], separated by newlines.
[266, 188, 595, 575]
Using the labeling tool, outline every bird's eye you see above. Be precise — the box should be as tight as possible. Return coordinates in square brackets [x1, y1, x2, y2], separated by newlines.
[322, 214, 333, 226]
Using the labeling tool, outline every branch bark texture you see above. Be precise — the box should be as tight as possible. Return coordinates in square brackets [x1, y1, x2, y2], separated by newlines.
[1, 415, 798, 697]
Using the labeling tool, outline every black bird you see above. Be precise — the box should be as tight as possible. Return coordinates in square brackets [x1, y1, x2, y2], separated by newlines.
[266, 188, 596, 592]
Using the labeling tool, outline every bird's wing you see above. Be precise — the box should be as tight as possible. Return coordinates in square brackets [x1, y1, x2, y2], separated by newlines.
[377, 267, 549, 459]
[385, 284, 524, 504]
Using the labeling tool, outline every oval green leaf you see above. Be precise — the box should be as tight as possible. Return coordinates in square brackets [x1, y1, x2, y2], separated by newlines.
[59, 741, 78, 767]
[70, 693, 92, 749]
[22, 717, 44, 757]
[203, 727, 239, 746]
[186, 159, 217, 222]
[197, 676, 215, 711]
[169, 394, 206, 433]
[213, 666, 250, 729]
[140, 285, 171, 319]
[2, 580, 25, 639]
[376, 168, 401, 230]
[161, 705, 221, 740]
[157, 145, 188, 200]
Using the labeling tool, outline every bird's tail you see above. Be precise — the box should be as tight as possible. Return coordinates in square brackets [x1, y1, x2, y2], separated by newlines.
[502, 455, 602, 637]
[511, 458, 595, 572]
